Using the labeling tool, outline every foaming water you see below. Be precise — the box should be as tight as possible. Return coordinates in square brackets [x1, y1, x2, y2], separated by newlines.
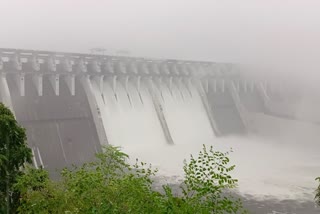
[91, 79, 320, 202]
[119, 134, 320, 202]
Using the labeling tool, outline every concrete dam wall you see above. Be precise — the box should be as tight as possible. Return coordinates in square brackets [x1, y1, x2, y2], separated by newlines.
[0, 48, 272, 175]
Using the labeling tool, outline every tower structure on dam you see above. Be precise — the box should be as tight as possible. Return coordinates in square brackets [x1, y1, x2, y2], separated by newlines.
[0, 48, 272, 175]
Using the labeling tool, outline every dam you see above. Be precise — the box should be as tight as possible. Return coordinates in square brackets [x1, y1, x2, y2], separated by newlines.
[0, 48, 300, 175]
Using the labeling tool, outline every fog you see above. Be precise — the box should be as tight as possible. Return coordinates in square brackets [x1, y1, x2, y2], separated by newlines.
[0, 1, 319, 60]
[2, 0, 320, 212]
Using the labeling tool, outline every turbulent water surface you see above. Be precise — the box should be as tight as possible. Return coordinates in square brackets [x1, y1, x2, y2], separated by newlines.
[92, 80, 320, 213]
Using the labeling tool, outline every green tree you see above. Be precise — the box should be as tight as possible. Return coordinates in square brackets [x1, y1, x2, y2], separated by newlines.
[0, 103, 32, 213]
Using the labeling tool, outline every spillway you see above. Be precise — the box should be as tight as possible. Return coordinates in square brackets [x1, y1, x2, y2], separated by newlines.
[155, 80, 216, 145]
[91, 77, 168, 147]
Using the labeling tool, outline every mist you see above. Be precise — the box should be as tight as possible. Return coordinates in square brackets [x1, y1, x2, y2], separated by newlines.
[0, 1, 319, 58]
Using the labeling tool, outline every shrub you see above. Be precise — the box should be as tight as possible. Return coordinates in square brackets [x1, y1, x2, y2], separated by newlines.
[15, 145, 247, 213]
[182, 145, 246, 214]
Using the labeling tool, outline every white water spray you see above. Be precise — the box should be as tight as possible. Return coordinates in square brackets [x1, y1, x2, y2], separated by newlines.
[91, 77, 320, 202]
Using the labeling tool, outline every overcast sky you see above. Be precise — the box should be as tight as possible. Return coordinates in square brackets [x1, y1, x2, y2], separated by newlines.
[1, 0, 320, 71]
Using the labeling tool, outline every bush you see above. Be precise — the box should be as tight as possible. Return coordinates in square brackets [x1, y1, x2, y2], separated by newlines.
[182, 145, 246, 213]
[15, 145, 247, 213]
